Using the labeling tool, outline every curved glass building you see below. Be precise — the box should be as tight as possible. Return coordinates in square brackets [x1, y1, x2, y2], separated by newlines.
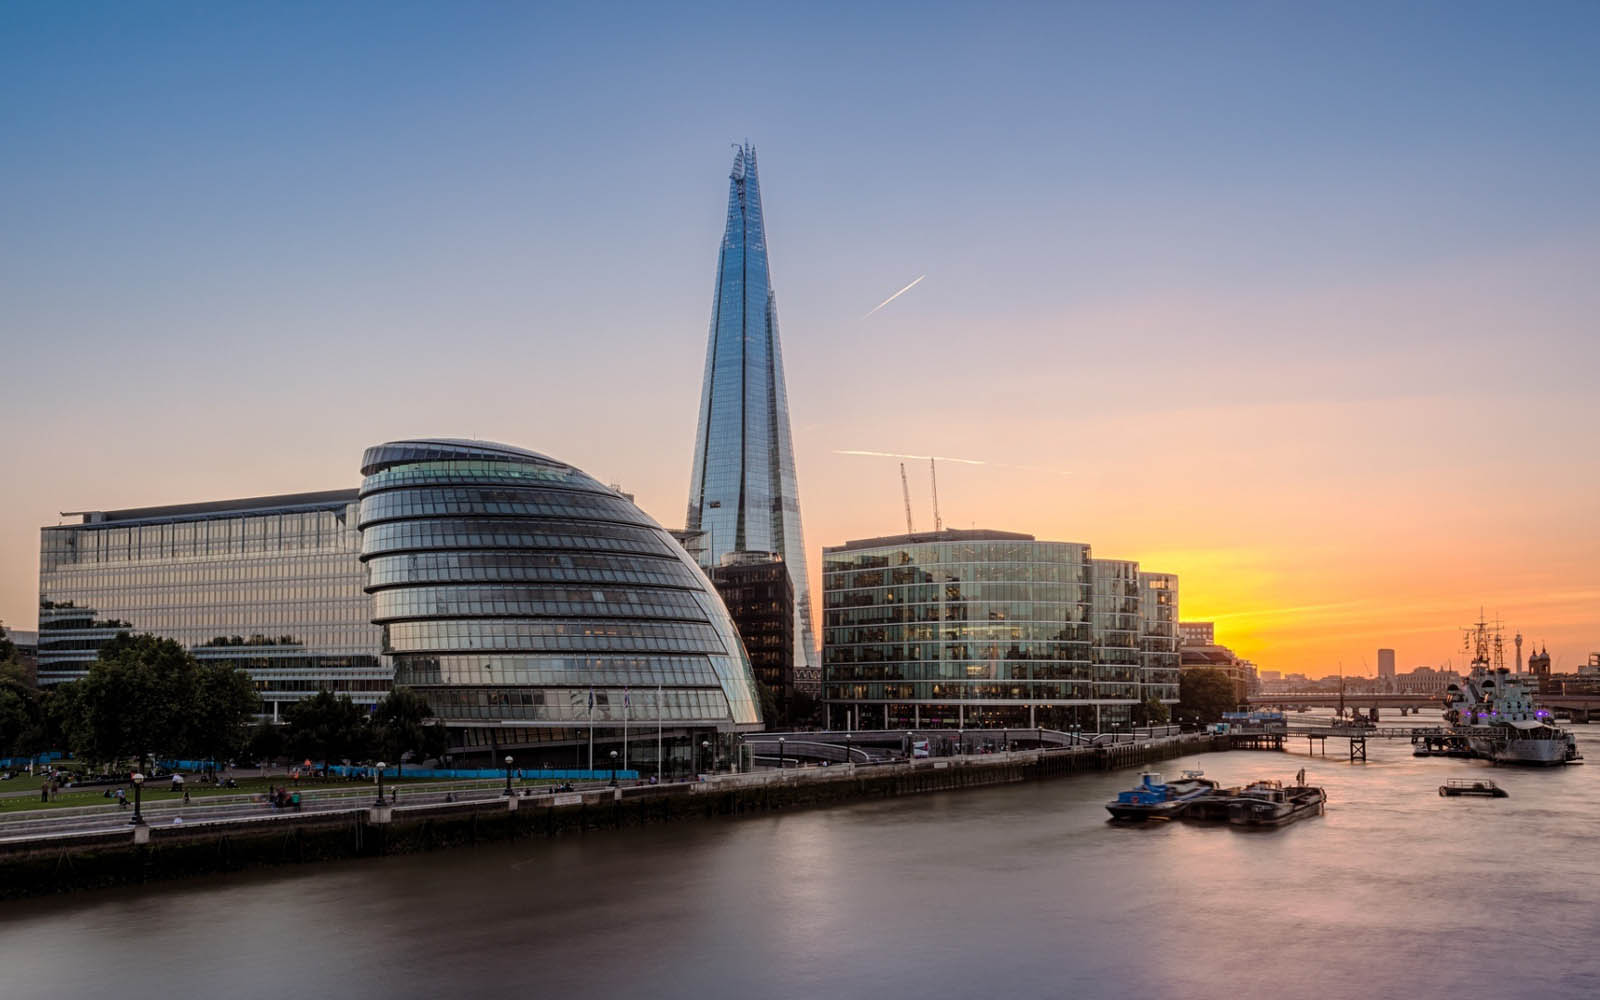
[358, 439, 763, 768]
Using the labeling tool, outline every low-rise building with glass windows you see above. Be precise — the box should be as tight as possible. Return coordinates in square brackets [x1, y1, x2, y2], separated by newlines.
[357, 439, 763, 770]
[38, 491, 390, 715]
[822, 530, 1180, 733]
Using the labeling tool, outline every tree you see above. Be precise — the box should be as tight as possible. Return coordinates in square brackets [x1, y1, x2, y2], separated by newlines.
[75, 634, 198, 767]
[1132, 695, 1171, 726]
[0, 672, 38, 757]
[282, 689, 369, 765]
[183, 661, 260, 767]
[246, 719, 286, 764]
[0, 623, 16, 666]
[1179, 668, 1238, 724]
[370, 686, 446, 775]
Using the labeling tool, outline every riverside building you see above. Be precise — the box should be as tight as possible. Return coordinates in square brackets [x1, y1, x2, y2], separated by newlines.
[37, 491, 390, 715]
[709, 552, 796, 717]
[357, 439, 764, 769]
[821, 530, 1180, 733]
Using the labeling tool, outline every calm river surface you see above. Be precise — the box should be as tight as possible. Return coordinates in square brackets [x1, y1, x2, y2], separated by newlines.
[5, 720, 1599, 1000]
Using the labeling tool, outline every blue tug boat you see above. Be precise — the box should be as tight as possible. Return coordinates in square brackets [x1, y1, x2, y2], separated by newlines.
[1106, 770, 1217, 822]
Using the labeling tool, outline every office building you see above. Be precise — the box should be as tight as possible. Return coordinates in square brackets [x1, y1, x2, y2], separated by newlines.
[684, 143, 818, 693]
[1091, 559, 1143, 706]
[1377, 648, 1396, 687]
[37, 491, 390, 715]
[709, 552, 795, 716]
[358, 439, 764, 768]
[1138, 573, 1181, 705]
[1179, 621, 1257, 702]
[821, 529, 1179, 732]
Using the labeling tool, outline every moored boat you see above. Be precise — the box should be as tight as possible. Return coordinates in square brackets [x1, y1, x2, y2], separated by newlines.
[1226, 778, 1326, 828]
[1439, 778, 1508, 798]
[1106, 770, 1217, 821]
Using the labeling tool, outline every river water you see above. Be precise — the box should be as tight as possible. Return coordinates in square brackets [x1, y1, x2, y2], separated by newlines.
[4, 720, 1599, 1000]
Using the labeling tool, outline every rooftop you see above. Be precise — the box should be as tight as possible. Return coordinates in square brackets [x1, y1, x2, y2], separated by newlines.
[826, 529, 1037, 553]
[57, 489, 359, 527]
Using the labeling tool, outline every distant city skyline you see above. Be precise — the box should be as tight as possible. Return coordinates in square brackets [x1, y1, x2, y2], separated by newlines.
[3, 3, 1598, 678]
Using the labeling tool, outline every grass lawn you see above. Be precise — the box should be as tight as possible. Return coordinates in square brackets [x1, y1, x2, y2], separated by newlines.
[0, 773, 570, 814]
[0, 774, 461, 814]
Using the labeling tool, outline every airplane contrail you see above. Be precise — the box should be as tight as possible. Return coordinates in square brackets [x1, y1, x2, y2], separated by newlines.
[862, 274, 926, 318]
[835, 448, 985, 466]
[834, 449, 1071, 476]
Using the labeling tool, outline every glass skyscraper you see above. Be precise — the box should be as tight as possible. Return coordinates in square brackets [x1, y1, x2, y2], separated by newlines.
[685, 143, 818, 691]
[359, 439, 763, 766]
[37, 491, 390, 716]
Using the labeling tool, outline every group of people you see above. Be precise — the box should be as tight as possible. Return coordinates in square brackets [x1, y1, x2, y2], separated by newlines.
[264, 786, 301, 810]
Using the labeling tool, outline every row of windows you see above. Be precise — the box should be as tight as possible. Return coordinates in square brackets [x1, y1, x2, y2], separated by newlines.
[423, 686, 732, 724]
[42, 582, 367, 613]
[360, 520, 675, 559]
[41, 509, 357, 569]
[824, 664, 1140, 683]
[365, 551, 697, 591]
[360, 460, 592, 495]
[823, 682, 1143, 701]
[395, 653, 724, 689]
[41, 551, 359, 590]
[823, 563, 1094, 590]
[824, 623, 1094, 645]
[825, 582, 1092, 608]
[358, 487, 650, 529]
[385, 618, 731, 655]
[824, 605, 1092, 627]
[371, 585, 710, 624]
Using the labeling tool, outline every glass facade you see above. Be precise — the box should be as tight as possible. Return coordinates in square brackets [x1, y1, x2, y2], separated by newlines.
[37, 491, 390, 714]
[1139, 572, 1181, 704]
[359, 439, 764, 760]
[684, 143, 819, 693]
[822, 530, 1180, 733]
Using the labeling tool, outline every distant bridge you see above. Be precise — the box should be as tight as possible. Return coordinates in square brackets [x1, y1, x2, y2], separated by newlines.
[1248, 692, 1442, 711]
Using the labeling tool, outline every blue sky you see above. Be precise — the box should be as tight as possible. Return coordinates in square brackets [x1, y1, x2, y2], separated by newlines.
[2, 2, 1598, 670]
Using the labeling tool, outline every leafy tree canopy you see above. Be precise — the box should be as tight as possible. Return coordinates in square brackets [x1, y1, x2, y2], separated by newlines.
[1178, 668, 1239, 724]
[370, 686, 445, 774]
[282, 689, 370, 765]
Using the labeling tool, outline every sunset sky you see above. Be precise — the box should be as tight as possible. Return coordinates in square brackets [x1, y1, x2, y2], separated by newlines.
[2, 2, 1597, 676]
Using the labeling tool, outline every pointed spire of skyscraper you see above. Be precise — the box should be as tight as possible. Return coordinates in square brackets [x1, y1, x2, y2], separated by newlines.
[687, 143, 818, 690]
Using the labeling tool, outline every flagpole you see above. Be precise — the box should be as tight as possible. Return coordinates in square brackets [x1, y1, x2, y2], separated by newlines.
[588, 686, 594, 772]
[623, 687, 630, 771]
[657, 684, 663, 780]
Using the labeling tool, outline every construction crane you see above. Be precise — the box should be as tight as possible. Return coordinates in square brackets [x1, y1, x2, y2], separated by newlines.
[900, 463, 915, 534]
[929, 458, 943, 532]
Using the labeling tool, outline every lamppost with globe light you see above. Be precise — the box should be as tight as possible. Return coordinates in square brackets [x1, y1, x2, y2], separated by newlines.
[503, 755, 514, 796]
[129, 773, 145, 826]
[701, 740, 712, 775]
[375, 762, 386, 806]
[777, 737, 786, 770]
[609, 750, 619, 787]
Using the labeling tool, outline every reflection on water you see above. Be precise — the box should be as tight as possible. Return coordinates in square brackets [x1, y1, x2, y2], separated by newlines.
[4, 723, 1599, 1000]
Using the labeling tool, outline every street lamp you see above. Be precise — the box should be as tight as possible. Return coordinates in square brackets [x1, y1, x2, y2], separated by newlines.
[503, 755, 514, 797]
[129, 773, 145, 826]
[777, 737, 786, 770]
[701, 740, 712, 775]
[957, 728, 964, 756]
[375, 762, 386, 806]
[845, 732, 852, 763]
[609, 750, 619, 787]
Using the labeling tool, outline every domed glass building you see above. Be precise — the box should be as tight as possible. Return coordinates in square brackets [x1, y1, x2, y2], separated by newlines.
[358, 439, 763, 771]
